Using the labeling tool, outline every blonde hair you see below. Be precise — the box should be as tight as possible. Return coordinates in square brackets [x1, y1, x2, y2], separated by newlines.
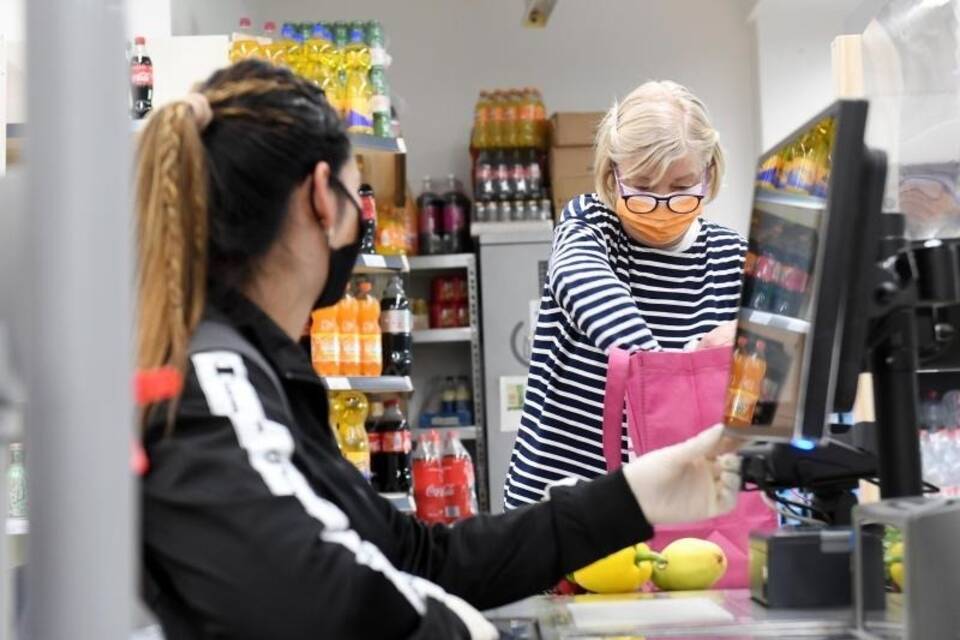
[594, 81, 725, 209]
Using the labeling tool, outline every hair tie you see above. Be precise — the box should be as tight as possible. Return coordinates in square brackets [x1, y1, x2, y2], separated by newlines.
[182, 92, 213, 131]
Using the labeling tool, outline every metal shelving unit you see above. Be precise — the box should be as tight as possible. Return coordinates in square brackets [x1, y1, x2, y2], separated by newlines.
[379, 492, 415, 514]
[412, 328, 474, 344]
[349, 133, 407, 155]
[323, 376, 414, 394]
[753, 191, 825, 229]
[406, 253, 488, 511]
[354, 253, 410, 275]
[741, 307, 811, 334]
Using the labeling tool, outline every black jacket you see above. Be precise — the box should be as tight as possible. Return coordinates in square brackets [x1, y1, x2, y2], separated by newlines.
[141, 285, 654, 639]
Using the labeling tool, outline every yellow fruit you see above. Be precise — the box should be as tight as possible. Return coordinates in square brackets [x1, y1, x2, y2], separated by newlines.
[887, 542, 904, 591]
[571, 544, 662, 594]
[652, 538, 728, 591]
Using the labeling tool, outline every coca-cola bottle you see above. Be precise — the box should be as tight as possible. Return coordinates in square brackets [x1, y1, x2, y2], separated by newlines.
[441, 432, 478, 523]
[358, 184, 377, 255]
[412, 431, 445, 523]
[474, 150, 495, 202]
[371, 400, 412, 493]
[130, 36, 153, 119]
[380, 275, 413, 376]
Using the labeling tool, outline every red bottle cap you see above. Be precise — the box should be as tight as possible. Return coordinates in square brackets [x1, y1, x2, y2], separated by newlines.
[134, 36, 146, 45]
[264, 21, 277, 31]
[239, 17, 252, 28]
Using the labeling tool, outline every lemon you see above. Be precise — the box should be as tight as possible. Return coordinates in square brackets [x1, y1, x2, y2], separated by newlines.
[652, 538, 728, 591]
[886, 542, 904, 591]
[571, 543, 662, 594]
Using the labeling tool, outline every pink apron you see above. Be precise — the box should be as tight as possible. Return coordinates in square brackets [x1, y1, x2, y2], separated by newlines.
[602, 346, 776, 589]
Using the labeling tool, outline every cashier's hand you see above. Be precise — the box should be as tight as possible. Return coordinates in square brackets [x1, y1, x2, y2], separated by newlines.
[696, 321, 738, 350]
[623, 424, 741, 525]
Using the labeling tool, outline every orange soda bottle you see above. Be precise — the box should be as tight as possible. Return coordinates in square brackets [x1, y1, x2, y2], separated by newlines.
[311, 306, 340, 377]
[503, 89, 521, 149]
[517, 88, 537, 148]
[726, 340, 767, 427]
[338, 283, 361, 376]
[724, 336, 749, 419]
[489, 91, 505, 149]
[357, 279, 383, 377]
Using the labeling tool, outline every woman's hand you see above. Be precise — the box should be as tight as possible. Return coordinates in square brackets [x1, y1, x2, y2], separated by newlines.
[622, 425, 741, 525]
[696, 321, 738, 350]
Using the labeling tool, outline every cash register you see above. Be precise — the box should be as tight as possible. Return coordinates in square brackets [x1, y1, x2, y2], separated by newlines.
[725, 99, 960, 638]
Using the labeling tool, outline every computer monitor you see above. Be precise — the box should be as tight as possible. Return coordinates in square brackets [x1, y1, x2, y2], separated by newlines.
[724, 100, 885, 443]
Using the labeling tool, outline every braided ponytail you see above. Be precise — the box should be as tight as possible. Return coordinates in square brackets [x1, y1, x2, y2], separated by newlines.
[135, 101, 208, 380]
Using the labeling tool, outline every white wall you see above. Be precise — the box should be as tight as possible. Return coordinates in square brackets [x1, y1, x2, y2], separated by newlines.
[751, 0, 867, 149]
[172, 0, 760, 234]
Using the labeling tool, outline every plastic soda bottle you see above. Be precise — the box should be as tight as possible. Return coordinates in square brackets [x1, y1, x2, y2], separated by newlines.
[471, 91, 491, 150]
[370, 400, 412, 493]
[489, 91, 505, 149]
[339, 391, 371, 481]
[357, 279, 383, 377]
[376, 204, 406, 256]
[380, 275, 413, 376]
[723, 336, 749, 419]
[310, 306, 340, 377]
[229, 17, 260, 63]
[502, 89, 520, 149]
[517, 88, 537, 148]
[278, 23, 300, 71]
[369, 65, 392, 138]
[412, 432, 445, 523]
[441, 432, 478, 523]
[328, 391, 345, 450]
[260, 22, 282, 63]
[338, 283, 361, 377]
[532, 88, 547, 149]
[725, 340, 767, 427]
[343, 25, 373, 133]
[306, 23, 334, 70]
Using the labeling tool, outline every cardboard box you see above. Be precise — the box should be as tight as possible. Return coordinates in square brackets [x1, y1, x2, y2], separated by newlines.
[552, 175, 597, 220]
[550, 112, 605, 147]
[550, 145, 597, 221]
[550, 145, 594, 180]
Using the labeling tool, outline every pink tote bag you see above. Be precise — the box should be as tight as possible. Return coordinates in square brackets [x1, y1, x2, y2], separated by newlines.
[602, 346, 776, 589]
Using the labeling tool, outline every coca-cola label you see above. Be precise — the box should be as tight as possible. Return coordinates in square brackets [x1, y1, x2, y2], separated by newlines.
[131, 64, 153, 87]
[381, 309, 412, 334]
[360, 195, 377, 223]
[368, 432, 382, 453]
[443, 457, 474, 486]
[381, 430, 412, 454]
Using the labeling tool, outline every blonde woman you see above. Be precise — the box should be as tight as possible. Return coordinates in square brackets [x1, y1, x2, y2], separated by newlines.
[504, 81, 746, 509]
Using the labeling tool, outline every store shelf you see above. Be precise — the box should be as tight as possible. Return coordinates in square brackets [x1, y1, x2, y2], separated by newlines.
[470, 220, 554, 237]
[753, 191, 825, 229]
[416, 425, 479, 441]
[741, 308, 811, 334]
[349, 133, 407, 155]
[354, 253, 410, 274]
[6, 517, 28, 536]
[918, 367, 960, 375]
[323, 376, 413, 394]
[379, 492, 415, 513]
[412, 328, 474, 344]
[407, 254, 475, 271]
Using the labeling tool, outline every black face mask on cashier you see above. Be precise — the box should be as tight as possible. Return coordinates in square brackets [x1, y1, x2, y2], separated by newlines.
[314, 176, 363, 309]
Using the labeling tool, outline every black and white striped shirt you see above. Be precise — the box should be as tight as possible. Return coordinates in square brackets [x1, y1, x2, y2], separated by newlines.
[503, 193, 746, 510]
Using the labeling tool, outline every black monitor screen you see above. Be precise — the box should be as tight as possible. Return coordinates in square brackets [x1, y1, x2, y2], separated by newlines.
[725, 108, 854, 442]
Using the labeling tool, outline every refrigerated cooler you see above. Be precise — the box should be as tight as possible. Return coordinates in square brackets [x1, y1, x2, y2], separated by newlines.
[478, 225, 553, 514]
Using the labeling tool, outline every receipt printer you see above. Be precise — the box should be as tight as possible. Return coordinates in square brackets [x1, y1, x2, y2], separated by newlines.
[750, 527, 884, 609]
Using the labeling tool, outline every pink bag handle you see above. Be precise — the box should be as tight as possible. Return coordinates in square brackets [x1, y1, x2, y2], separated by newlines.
[602, 347, 632, 471]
